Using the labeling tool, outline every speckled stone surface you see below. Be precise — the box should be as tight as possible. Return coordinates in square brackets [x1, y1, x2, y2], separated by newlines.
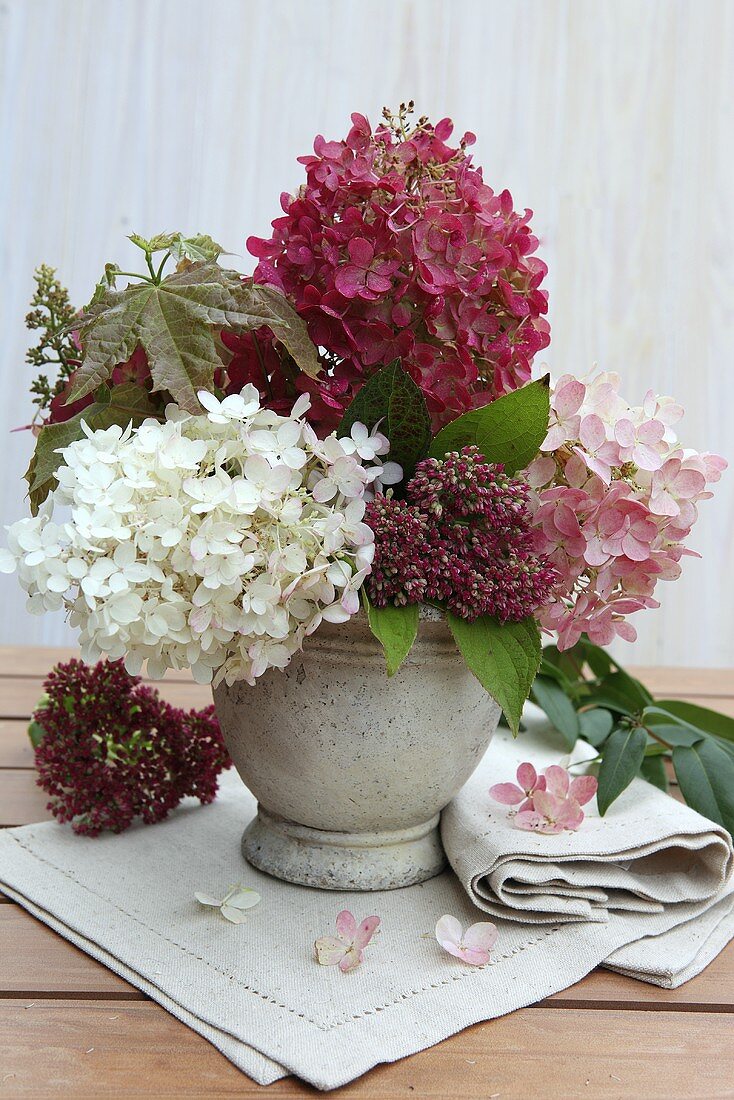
[213, 610, 500, 890]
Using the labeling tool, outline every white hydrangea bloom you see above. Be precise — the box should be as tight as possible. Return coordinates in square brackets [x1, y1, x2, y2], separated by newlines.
[1, 386, 397, 686]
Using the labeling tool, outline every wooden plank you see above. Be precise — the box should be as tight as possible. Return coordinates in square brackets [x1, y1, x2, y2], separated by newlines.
[631, 667, 734, 698]
[0, 908, 142, 998]
[1, 905, 733, 1010]
[0, 1001, 732, 1098]
[0, 647, 192, 683]
[0, 770, 51, 827]
[0, 721, 33, 768]
[0, 650, 729, 700]
[0, 676, 213, 719]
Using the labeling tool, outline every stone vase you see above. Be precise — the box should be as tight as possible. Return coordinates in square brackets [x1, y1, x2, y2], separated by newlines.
[212, 610, 500, 890]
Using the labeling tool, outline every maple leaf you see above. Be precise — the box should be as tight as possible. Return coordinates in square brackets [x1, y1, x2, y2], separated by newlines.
[67, 262, 320, 413]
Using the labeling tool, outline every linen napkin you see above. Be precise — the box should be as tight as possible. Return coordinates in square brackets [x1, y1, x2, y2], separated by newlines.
[443, 712, 733, 926]
[1, 716, 733, 1090]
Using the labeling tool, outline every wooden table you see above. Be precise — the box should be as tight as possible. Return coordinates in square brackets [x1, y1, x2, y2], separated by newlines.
[1, 647, 733, 1099]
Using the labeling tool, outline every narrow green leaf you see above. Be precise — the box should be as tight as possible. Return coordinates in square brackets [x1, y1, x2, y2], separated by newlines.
[578, 708, 614, 747]
[578, 639, 615, 679]
[338, 359, 432, 478]
[673, 740, 734, 833]
[655, 699, 734, 744]
[583, 670, 652, 717]
[597, 725, 647, 815]
[364, 598, 419, 677]
[640, 755, 669, 792]
[643, 721, 704, 748]
[447, 613, 541, 737]
[428, 376, 550, 474]
[530, 674, 580, 750]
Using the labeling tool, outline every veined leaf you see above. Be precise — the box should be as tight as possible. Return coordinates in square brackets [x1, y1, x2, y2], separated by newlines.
[364, 597, 419, 677]
[530, 674, 580, 750]
[25, 382, 159, 513]
[338, 359, 432, 478]
[673, 740, 734, 834]
[428, 376, 550, 474]
[67, 263, 320, 413]
[245, 284, 321, 380]
[597, 725, 647, 814]
[447, 613, 541, 736]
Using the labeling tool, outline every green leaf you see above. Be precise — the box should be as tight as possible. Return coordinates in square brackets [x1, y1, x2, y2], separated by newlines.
[25, 382, 159, 513]
[447, 613, 541, 736]
[364, 598, 419, 677]
[243, 284, 321, 380]
[597, 725, 647, 814]
[643, 722, 704, 748]
[169, 233, 223, 264]
[428, 376, 550, 474]
[530, 674, 580, 750]
[583, 670, 652, 717]
[67, 263, 320, 413]
[577, 639, 615, 679]
[578, 708, 614, 747]
[338, 359, 432, 479]
[655, 699, 734, 744]
[673, 740, 734, 833]
[640, 755, 669, 792]
[27, 717, 46, 749]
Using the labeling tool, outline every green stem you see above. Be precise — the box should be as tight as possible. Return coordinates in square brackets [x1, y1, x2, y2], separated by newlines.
[145, 251, 157, 283]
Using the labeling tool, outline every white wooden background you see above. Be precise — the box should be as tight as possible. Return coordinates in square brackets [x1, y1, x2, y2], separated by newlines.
[0, 0, 732, 666]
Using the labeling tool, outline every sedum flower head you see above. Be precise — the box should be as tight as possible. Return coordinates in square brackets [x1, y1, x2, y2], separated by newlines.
[365, 446, 557, 622]
[31, 658, 230, 836]
[0, 386, 393, 686]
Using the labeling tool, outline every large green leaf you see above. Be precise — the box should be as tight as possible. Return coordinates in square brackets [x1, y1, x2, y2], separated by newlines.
[25, 382, 159, 513]
[337, 359, 432, 479]
[67, 263, 320, 413]
[673, 740, 734, 834]
[364, 598, 419, 677]
[596, 725, 647, 814]
[447, 613, 541, 736]
[428, 376, 550, 474]
[530, 674, 580, 750]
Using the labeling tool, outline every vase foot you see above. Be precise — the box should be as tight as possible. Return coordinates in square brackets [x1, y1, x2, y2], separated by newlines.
[241, 807, 447, 891]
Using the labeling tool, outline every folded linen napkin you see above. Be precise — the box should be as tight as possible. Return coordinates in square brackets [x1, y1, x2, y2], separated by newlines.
[442, 711, 734, 927]
[1, 715, 733, 1089]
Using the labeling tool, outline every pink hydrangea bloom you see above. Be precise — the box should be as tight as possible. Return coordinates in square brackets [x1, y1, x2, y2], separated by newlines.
[246, 108, 549, 432]
[527, 372, 727, 649]
[435, 915, 498, 966]
[314, 909, 380, 973]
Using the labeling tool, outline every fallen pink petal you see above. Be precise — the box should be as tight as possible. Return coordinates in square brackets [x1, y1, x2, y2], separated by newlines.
[435, 915, 498, 966]
[315, 909, 380, 973]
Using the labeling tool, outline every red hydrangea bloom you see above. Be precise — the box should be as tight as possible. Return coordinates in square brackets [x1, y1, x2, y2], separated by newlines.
[31, 659, 231, 836]
[246, 107, 549, 432]
[364, 446, 557, 621]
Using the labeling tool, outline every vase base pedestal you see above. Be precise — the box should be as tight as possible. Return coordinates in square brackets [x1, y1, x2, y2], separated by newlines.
[241, 807, 447, 891]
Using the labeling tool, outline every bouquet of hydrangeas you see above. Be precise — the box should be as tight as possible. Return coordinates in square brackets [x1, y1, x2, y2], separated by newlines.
[2, 105, 727, 823]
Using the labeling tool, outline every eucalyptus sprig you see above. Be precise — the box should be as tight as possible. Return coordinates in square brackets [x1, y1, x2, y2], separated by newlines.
[531, 639, 734, 832]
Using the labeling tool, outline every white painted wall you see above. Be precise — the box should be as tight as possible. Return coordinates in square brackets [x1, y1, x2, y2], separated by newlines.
[1, 0, 732, 664]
